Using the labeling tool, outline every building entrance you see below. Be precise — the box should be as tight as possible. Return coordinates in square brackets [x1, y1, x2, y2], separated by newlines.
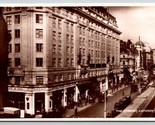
[35, 93, 45, 114]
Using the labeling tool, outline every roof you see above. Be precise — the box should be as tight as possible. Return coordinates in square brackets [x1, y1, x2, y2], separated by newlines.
[135, 40, 145, 47]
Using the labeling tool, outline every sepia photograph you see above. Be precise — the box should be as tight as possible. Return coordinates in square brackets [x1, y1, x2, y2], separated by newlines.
[0, 5, 155, 120]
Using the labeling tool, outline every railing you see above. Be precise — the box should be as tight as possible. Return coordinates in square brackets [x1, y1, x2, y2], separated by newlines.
[8, 67, 24, 76]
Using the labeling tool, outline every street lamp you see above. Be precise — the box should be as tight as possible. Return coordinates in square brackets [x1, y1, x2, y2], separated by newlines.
[104, 64, 109, 118]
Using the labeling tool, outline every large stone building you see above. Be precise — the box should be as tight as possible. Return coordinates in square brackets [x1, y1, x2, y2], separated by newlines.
[135, 37, 145, 71]
[135, 37, 153, 71]
[3, 7, 121, 115]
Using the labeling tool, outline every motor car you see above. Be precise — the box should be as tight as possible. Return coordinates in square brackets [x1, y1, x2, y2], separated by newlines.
[149, 81, 155, 87]
[0, 107, 20, 118]
[131, 84, 138, 92]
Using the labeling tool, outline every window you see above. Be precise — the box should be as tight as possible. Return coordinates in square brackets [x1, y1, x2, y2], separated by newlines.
[83, 49, 85, 56]
[6, 7, 11, 11]
[59, 75, 63, 81]
[66, 58, 69, 66]
[36, 43, 43, 52]
[71, 35, 73, 44]
[58, 45, 62, 54]
[15, 29, 20, 38]
[79, 37, 82, 46]
[6, 16, 12, 25]
[66, 22, 69, 31]
[71, 58, 74, 66]
[8, 58, 12, 67]
[36, 29, 43, 38]
[15, 44, 20, 53]
[8, 44, 12, 53]
[71, 47, 73, 55]
[58, 19, 62, 30]
[52, 17, 56, 28]
[123, 61, 125, 65]
[27, 103, 29, 109]
[8, 30, 12, 38]
[83, 27, 85, 36]
[15, 76, 20, 84]
[71, 24, 73, 32]
[53, 75, 57, 82]
[83, 38, 85, 46]
[52, 58, 56, 68]
[58, 58, 62, 67]
[36, 58, 43, 67]
[36, 7, 43, 9]
[52, 31, 56, 42]
[36, 76, 43, 85]
[15, 15, 20, 24]
[79, 26, 82, 35]
[15, 58, 20, 67]
[58, 33, 61, 43]
[15, 7, 21, 10]
[36, 14, 43, 23]
[52, 44, 56, 53]
[66, 46, 69, 55]
[66, 34, 69, 43]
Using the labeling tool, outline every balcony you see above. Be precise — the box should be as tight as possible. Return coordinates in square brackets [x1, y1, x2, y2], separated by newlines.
[8, 67, 24, 76]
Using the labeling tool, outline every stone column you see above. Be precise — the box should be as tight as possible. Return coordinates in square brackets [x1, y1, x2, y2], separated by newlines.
[61, 89, 67, 107]
[45, 92, 53, 112]
[74, 85, 79, 102]
[99, 81, 103, 93]
[25, 93, 35, 115]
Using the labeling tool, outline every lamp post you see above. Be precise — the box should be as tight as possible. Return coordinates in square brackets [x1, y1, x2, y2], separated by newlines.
[104, 64, 109, 118]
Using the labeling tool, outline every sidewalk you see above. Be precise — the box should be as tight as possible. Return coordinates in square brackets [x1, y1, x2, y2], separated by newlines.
[63, 99, 98, 118]
[63, 85, 130, 118]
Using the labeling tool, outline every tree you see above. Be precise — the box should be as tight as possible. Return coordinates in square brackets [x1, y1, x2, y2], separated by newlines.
[123, 67, 132, 84]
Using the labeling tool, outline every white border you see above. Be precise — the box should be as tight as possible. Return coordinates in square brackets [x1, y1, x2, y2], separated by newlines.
[1, 3, 155, 7]
[1, 3, 155, 121]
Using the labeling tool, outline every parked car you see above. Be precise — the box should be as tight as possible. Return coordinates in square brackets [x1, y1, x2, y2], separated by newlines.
[131, 85, 138, 92]
[0, 107, 20, 118]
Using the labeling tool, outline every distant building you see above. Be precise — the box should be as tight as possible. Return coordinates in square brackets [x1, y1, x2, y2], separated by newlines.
[143, 44, 153, 71]
[120, 39, 137, 73]
[3, 7, 121, 115]
[135, 37, 145, 71]
[135, 37, 153, 71]
[152, 49, 155, 65]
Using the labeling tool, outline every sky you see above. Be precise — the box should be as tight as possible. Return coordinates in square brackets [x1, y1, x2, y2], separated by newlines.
[109, 6, 155, 49]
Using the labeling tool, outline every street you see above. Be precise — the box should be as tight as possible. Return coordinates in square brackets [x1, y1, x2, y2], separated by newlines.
[71, 85, 131, 118]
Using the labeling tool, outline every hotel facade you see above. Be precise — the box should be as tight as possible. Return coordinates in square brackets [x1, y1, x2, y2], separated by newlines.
[3, 7, 121, 115]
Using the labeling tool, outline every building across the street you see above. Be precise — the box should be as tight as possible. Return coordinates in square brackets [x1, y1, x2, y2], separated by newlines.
[135, 37, 153, 72]
[120, 39, 138, 73]
[3, 7, 122, 115]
